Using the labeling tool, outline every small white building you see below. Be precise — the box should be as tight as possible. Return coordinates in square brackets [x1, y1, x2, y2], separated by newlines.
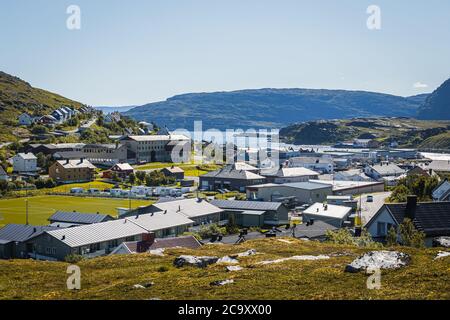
[287, 156, 334, 174]
[302, 202, 352, 227]
[12, 153, 38, 174]
[18, 113, 33, 126]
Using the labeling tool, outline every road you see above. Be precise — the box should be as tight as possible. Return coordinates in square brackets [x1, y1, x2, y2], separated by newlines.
[355, 191, 391, 226]
[0, 138, 30, 149]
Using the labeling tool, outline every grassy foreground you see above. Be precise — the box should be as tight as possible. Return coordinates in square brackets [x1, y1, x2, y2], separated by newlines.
[0, 238, 448, 300]
[0, 196, 152, 227]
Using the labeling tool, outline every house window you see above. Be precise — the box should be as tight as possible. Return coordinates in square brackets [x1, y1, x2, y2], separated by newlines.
[377, 222, 386, 236]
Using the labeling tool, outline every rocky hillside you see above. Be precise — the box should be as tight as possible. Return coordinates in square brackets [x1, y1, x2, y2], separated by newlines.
[0, 238, 448, 300]
[280, 117, 450, 148]
[124, 89, 427, 131]
[418, 78, 450, 120]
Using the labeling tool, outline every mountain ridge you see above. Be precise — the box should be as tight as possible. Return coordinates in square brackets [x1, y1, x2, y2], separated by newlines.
[418, 77, 450, 120]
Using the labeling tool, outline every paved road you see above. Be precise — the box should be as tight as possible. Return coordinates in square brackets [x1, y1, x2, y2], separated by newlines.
[355, 191, 391, 226]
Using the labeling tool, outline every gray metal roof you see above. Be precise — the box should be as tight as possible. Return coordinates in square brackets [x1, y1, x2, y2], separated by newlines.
[210, 199, 282, 211]
[202, 165, 265, 180]
[0, 224, 59, 242]
[49, 211, 113, 225]
[283, 181, 332, 190]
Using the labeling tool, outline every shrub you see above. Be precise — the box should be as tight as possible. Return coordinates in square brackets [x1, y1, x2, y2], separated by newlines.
[197, 224, 227, 240]
[157, 266, 169, 272]
[325, 228, 382, 248]
[398, 218, 426, 248]
[64, 254, 84, 264]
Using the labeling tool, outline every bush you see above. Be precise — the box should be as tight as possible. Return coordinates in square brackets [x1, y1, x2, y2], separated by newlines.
[197, 224, 227, 240]
[157, 266, 169, 272]
[398, 218, 425, 248]
[64, 253, 84, 264]
[325, 228, 382, 248]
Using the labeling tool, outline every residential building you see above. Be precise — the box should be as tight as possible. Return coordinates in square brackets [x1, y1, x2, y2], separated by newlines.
[407, 166, 438, 178]
[37, 115, 58, 125]
[49, 159, 96, 184]
[18, 113, 33, 126]
[365, 196, 450, 246]
[29, 212, 194, 260]
[287, 156, 334, 174]
[260, 167, 319, 184]
[364, 161, 406, 185]
[103, 163, 134, 179]
[0, 224, 59, 259]
[309, 180, 385, 196]
[419, 160, 450, 174]
[48, 211, 115, 228]
[104, 112, 121, 123]
[333, 169, 373, 182]
[246, 181, 332, 204]
[119, 134, 191, 163]
[124, 198, 224, 226]
[210, 199, 290, 226]
[161, 166, 185, 180]
[302, 203, 353, 228]
[353, 139, 379, 148]
[0, 166, 8, 181]
[199, 164, 266, 192]
[12, 153, 38, 174]
[432, 180, 450, 202]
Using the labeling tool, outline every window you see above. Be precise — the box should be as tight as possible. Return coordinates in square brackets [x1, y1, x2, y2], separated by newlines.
[377, 222, 386, 236]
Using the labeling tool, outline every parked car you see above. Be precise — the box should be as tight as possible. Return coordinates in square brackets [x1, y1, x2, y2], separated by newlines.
[367, 195, 374, 202]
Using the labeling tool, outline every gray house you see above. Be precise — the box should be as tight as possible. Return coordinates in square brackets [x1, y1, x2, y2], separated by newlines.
[200, 165, 266, 192]
[48, 211, 115, 228]
[0, 224, 59, 259]
[210, 199, 290, 227]
[29, 212, 194, 261]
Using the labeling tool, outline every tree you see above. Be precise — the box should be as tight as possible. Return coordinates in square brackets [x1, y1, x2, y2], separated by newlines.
[386, 226, 398, 246]
[128, 172, 136, 185]
[135, 171, 146, 183]
[389, 184, 410, 203]
[398, 218, 425, 248]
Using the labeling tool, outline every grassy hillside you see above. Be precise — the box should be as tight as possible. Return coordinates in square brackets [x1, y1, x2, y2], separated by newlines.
[0, 238, 448, 300]
[0, 71, 85, 142]
[280, 117, 450, 148]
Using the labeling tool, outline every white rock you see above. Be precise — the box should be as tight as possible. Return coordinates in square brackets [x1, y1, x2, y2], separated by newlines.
[226, 265, 243, 272]
[433, 237, 450, 248]
[217, 256, 239, 264]
[149, 248, 165, 256]
[236, 249, 258, 257]
[210, 279, 234, 286]
[277, 239, 294, 244]
[257, 255, 330, 265]
[173, 255, 219, 268]
[434, 251, 450, 260]
[345, 251, 410, 273]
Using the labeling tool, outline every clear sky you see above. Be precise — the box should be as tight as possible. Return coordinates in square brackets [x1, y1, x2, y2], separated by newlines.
[0, 0, 449, 106]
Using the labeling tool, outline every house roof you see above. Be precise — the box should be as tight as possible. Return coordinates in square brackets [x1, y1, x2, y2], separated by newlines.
[303, 203, 352, 219]
[369, 163, 405, 176]
[163, 166, 184, 173]
[151, 198, 223, 218]
[309, 179, 384, 192]
[283, 181, 332, 190]
[263, 167, 319, 177]
[420, 160, 450, 173]
[49, 211, 113, 225]
[122, 134, 190, 142]
[113, 163, 134, 171]
[288, 157, 333, 164]
[56, 159, 96, 169]
[210, 199, 283, 211]
[233, 162, 258, 171]
[15, 153, 37, 160]
[295, 220, 338, 239]
[0, 224, 59, 243]
[118, 235, 202, 253]
[202, 165, 265, 180]
[46, 212, 194, 248]
[0, 166, 7, 176]
[385, 202, 450, 237]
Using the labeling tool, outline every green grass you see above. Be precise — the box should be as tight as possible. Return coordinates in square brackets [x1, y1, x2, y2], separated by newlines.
[0, 238, 448, 300]
[0, 195, 152, 227]
[134, 162, 220, 177]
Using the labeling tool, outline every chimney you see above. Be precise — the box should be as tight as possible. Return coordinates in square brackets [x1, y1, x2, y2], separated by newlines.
[80, 158, 84, 163]
[405, 195, 417, 220]
[137, 232, 156, 253]
[66, 159, 69, 165]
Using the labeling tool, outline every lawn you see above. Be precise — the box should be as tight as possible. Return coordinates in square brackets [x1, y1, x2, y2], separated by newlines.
[0, 238, 448, 300]
[0, 195, 152, 227]
[134, 162, 220, 177]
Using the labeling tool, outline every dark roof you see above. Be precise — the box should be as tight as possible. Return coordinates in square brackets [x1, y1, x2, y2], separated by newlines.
[48, 211, 113, 225]
[0, 224, 59, 243]
[294, 220, 337, 239]
[123, 236, 202, 252]
[386, 202, 450, 237]
[210, 199, 283, 211]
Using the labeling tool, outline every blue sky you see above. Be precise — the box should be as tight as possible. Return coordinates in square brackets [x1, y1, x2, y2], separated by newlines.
[0, 0, 449, 106]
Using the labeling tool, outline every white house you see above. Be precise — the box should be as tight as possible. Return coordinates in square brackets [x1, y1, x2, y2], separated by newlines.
[18, 113, 33, 126]
[302, 202, 352, 228]
[364, 161, 406, 185]
[12, 153, 38, 174]
[287, 156, 334, 174]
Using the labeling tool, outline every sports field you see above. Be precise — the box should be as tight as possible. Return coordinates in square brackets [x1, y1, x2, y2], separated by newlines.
[0, 196, 152, 227]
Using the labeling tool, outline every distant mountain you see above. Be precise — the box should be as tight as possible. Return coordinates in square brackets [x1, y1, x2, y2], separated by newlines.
[124, 88, 428, 131]
[418, 78, 450, 120]
[94, 106, 136, 114]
